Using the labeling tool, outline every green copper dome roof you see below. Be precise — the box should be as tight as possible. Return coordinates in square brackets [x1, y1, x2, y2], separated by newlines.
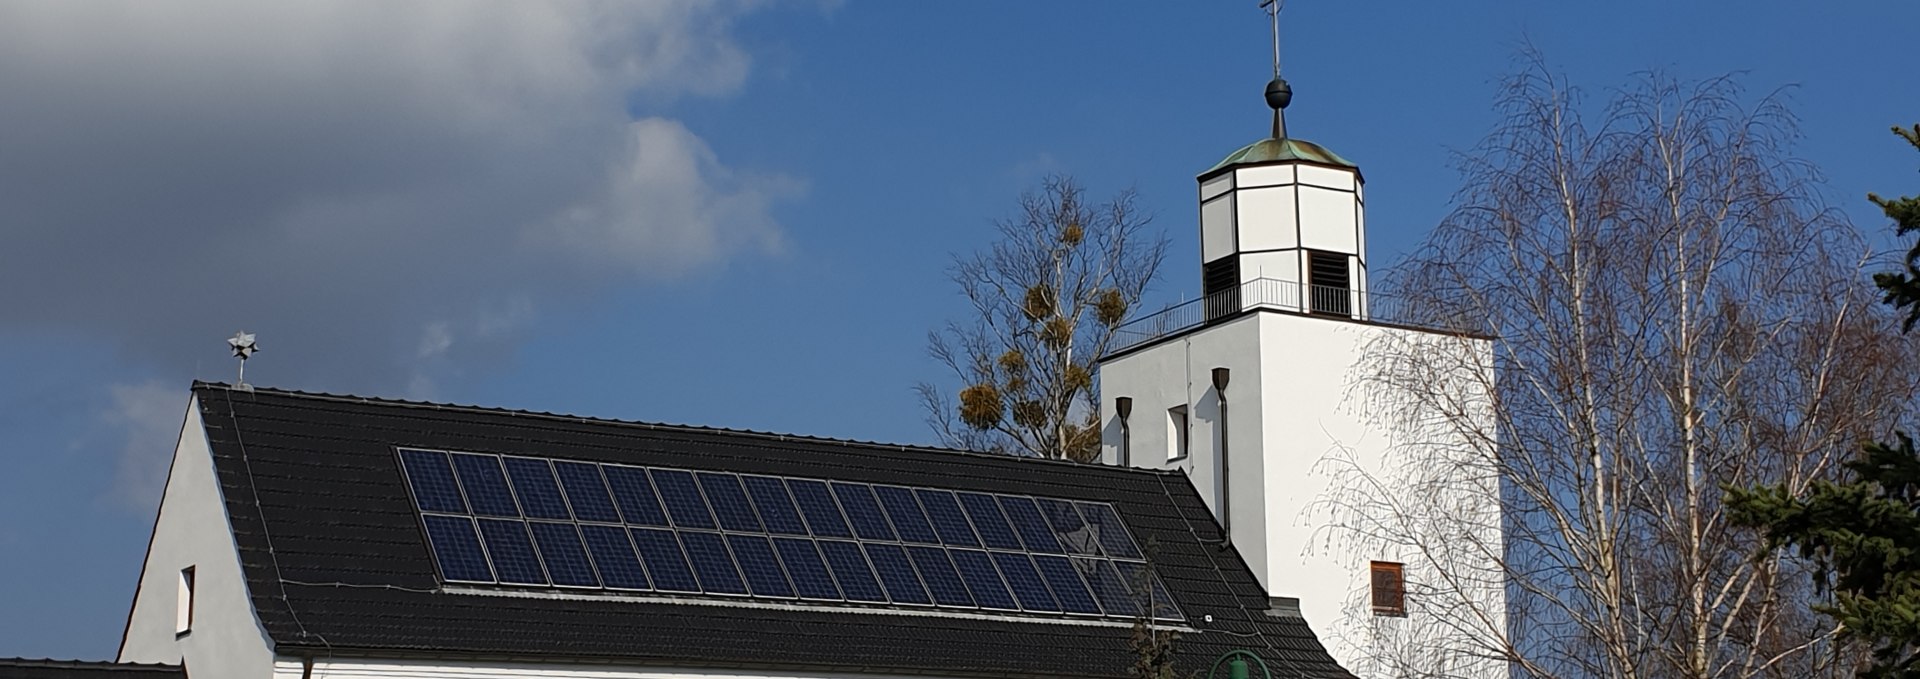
[1203, 137, 1357, 176]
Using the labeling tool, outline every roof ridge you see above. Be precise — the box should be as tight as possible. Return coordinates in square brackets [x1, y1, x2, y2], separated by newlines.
[190, 381, 1186, 480]
[0, 659, 183, 669]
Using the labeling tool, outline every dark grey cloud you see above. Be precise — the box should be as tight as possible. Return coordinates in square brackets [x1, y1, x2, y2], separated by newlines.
[0, 0, 798, 507]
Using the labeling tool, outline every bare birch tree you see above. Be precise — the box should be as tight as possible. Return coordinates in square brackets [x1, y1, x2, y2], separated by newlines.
[1321, 59, 1920, 679]
[918, 176, 1167, 460]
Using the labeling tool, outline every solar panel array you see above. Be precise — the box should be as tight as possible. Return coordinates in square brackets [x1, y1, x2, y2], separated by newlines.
[398, 448, 1183, 622]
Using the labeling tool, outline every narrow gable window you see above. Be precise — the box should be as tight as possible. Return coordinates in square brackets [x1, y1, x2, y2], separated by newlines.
[176, 566, 196, 635]
[1167, 405, 1190, 461]
[1370, 561, 1405, 616]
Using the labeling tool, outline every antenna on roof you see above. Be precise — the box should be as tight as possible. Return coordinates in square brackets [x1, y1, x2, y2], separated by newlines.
[227, 331, 258, 391]
[1259, 0, 1292, 139]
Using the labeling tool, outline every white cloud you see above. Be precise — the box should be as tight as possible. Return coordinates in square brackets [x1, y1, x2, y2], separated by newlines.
[0, 0, 795, 393]
[103, 382, 189, 512]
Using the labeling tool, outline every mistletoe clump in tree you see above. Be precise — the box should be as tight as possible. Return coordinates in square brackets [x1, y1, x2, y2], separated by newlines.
[918, 176, 1166, 461]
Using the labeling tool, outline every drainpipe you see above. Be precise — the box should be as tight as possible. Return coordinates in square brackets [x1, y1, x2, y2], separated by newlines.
[1212, 367, 1231, 544]
[301, 656, 314, 679]
[1115, 397, 1133, 467]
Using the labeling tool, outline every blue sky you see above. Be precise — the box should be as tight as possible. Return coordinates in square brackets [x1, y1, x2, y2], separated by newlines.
[1, 0, 1916, 660]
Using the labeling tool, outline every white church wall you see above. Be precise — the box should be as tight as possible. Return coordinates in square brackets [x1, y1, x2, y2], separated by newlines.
[1236, 251, 1299, 290]
[278, 658, 989, 679]
[1233, 187, 1298, 253]
[1234, 164, 1295, 189]
[1200, 172, 1234, 202]
[1100, 311, 1503, 679]
[1296, 165, 1355, 191]
[119, 396, 279, 679]
[1295, 187, 1358, 254]
[1200, 194, 1236, 263]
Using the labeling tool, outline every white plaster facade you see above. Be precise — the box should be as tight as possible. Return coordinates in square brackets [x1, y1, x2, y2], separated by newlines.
[118, 396, 279, 679]
[1100, 153, 1504, 678]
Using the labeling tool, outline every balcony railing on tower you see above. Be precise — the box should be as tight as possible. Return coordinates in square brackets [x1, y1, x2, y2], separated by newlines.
[1106, 278, 1472, 356]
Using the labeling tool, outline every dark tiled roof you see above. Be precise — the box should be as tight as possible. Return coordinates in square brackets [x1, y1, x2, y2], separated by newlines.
[190, 383, 1352, 679]
[0, 659, 184, 679]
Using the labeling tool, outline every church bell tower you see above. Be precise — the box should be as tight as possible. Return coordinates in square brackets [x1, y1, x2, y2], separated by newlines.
[1094, 5, 1503, 678]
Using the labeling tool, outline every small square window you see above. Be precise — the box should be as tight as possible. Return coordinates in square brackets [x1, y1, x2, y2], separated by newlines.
[1167, 405, 1190, 461]
[176, 566, 196, 635]
[1370, 561, 1405, 616]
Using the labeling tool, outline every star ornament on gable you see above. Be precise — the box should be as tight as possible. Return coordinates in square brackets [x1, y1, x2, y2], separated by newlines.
[228, 331, 259, 359]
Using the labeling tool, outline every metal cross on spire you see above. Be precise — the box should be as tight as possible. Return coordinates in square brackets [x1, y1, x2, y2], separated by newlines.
[1258, 0, 1293, 139]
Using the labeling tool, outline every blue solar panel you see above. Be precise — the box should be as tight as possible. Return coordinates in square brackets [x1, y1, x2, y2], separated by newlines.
[949, 549, 1017, 610]
[915, 490, 981, 548]
[477, 518, 548, 585]
[502, 457, 571, 520]
[630, 528, 699, 592]
[1115, 561, 1182, 621]
[818, 540, 887, 603]
[529, 522, 599, 587]
[602, 465, 670, 527]
[1077, 557, 1137, 617]
[579, 524, 649, 590]
[554, 461, 620, 523]
[450, 453, 519, 517]
[401, 450, 467, 514]
[863, 543, 930, 605]
[957, 492, 1023, 550]
[679, 531, 747, 595]
[742, 476, 809, 536]
[405, 449, 1174, 621]
[991, 552, 1060, 612]
[1076, 502, 1143, 560]
[875, 486, 940, 545]
[831, 483, 896, 541]
[1036, 499, 1099, 556]
[772, 537, 841, 600]
[1032, 554, 1101, 614]
[650, 469, 716, 529]
[727, 535, 794, 598]
[696, 473, 762, 533]
[906, 546, 974, 607]
[788, 479, 853, 538]
[421, 515, 492, 582]
[997, 496, 1065, 554]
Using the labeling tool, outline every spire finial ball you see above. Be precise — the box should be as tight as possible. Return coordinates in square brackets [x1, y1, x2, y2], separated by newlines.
[1265, 76, 1292, 111]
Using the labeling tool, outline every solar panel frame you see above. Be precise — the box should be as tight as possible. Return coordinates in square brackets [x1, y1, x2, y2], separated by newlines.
[905, 546, 975, 607]
[579, 523, 651, 591]
[787, 479, 854, 538]
[649, 469, 718, 530]
[1032, 554, 1102, 615]
[741, 475, 810, 536]
[771, 536, 843, 601]
[862, 543, 931, 606]
[696, 472, 764, 533]
[602, 464, 671, 527]
[420, 514, 494, 583]
[502, 457, 573, 520]
[398, 447, 1182, 623]
[528, 521, 600, 588]
[399, 449, 468, 514]
[630, 527, 701, 593]
[990, 551, 1060, 613]
[949, 548, 1019, 611]
[1075, 501, 1145, 560]
[817, 539, 887, 603]
[553, 461, 622, 523]
[873, 485, 941, 545]
[449, 453, 520, 518]
[831, 482, 896, 541]
[957, 491, 1024, 550]
[914, 489, 982, 548]
[475, 517, 549, 586]
[1035, 498, 1101, 556]
[726, 534, 796, 598]
[679, 531, 748, 595]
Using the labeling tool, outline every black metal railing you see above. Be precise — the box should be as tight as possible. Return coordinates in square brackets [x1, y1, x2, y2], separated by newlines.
[1106, 278, 1457, 356]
